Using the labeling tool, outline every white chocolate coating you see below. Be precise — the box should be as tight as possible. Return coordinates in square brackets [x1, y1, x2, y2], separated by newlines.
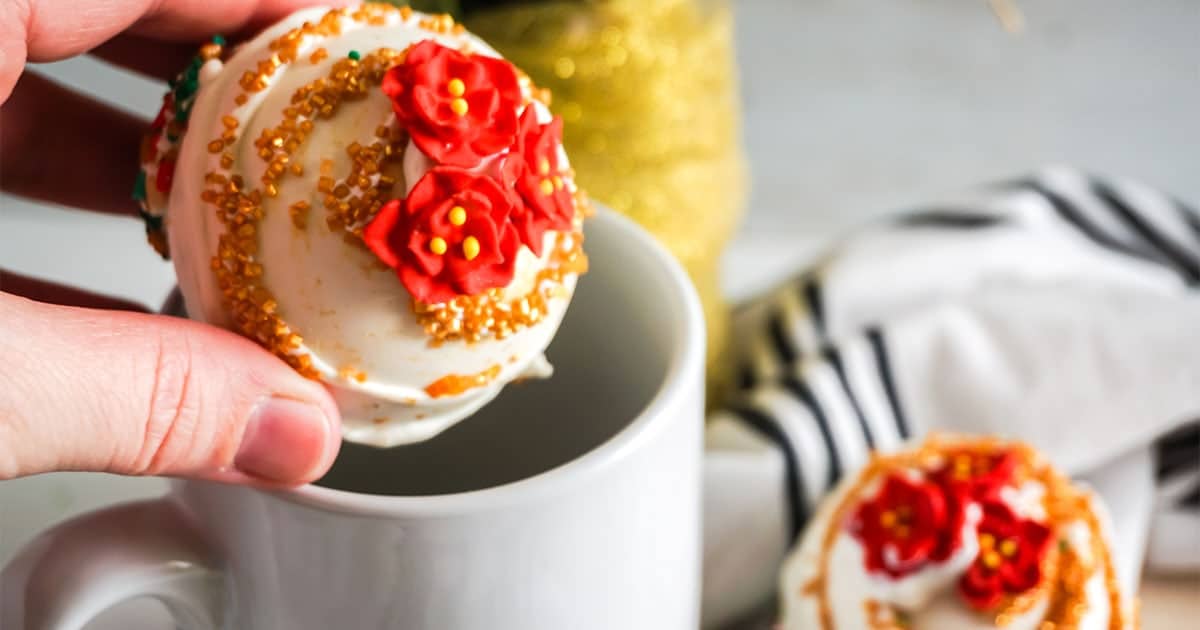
[166, 7, 580, 446]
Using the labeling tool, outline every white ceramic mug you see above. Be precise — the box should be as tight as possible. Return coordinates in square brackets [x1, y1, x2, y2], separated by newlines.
[1, 208, 706, 630]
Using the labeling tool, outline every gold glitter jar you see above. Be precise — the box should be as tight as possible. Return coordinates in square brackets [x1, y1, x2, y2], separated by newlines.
[466, 0, 748, 401]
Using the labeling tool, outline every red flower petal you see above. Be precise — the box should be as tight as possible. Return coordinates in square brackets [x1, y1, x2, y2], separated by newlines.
[363, 200, 405, 268]
[400, 264, 457, 304]
[155, 158, 176, 194]
[960, 568, 1006, 610]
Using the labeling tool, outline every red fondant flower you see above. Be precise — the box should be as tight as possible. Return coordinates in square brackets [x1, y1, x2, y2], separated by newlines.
[363, 167, 520, 303]
[498, 107, 575, 254]
[382, 40, 522, 168]
[932, 449, 1019, 503]
[155, 157, 176, 194]
[849, 473, 968, 578]
[141, 97, 171, 165]
[958, 501, 1053, 610]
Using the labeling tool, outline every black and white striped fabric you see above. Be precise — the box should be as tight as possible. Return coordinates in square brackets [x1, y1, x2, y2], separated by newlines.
[701, 167, 1200, 626]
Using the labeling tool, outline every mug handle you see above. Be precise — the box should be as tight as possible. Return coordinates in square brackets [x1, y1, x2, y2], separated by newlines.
[1, 497, 224, 630]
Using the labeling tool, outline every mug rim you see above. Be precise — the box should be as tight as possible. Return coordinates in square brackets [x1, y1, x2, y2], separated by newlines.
[261, 206, 705, 517]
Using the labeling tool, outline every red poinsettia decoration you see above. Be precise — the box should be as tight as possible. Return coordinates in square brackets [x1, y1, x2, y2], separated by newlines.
[139, 98, 177, 194]
[363, 167, 520, 304]
[382, 40, 522, 168]
[849, 473, 969, 578]
[932, 449, 1020, 503]
[498, 107, 575, 255]
[155, 157, 176, 194]
[958, 501, 1053, 610]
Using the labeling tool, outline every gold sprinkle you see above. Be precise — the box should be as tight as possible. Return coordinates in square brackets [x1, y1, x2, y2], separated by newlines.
[450, 98, 469, 116]
[199, 43, 222, 61]
[449, 206, 467, 226]
[429, 237, 447, 255]
[447, 78, 465, 97]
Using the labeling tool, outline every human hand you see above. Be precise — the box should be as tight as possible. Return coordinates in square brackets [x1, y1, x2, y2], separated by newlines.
[0, 1, 354, 485]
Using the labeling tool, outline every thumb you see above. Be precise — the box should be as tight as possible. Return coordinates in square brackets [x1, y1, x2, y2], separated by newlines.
[0, 292, 342, 485]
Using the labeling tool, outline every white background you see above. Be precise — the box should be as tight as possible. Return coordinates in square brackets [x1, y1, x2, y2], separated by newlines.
[1, 0, 1197, 626]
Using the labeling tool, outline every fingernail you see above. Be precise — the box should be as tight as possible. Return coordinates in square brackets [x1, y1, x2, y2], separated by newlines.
[236, 398, 332, 483]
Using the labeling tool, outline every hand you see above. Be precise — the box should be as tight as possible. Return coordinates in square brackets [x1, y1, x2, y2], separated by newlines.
[0, 1, 352, 485]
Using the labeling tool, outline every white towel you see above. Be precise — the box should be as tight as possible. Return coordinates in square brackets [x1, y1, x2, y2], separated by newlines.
[702, 167, 1200, 627]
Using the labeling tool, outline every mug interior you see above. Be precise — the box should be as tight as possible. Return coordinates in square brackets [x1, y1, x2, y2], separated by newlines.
[314, 210, 686, 496]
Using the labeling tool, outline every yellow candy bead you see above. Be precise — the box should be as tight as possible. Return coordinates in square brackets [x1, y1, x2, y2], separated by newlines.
[449, 206, 467, 226]
[538, 157, 551, 175]
[429, 236, 447, 255]
[447, 78, 465, 97]
[540, 179, 555, 196]
[462, 236, 480, 261]
[450, 98, 469, 116]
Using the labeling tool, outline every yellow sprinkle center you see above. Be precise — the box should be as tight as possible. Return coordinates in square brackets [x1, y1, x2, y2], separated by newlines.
[538, 157, 551, 175]
[553, 176, 564, 191]
[449, 206, 467, 226]
[462, 236, 480, 261]
[982, 551, 1002, 569]
[1000, 539, 1018, 557]
[447, 78, 465, 97]
[450, 98, 469, 116]
[879, 511, 897, 528]
[429, 236, 447, 255]
[540, 178, 555, 196]
[954, 455, 973, 478]
[979, 533, 996, 550]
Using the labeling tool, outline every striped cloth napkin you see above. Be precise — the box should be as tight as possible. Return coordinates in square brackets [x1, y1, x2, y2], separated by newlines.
[702, 166, 1200, 627]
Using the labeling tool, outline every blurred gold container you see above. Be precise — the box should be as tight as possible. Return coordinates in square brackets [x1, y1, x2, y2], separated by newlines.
[468, 0, 748, 401]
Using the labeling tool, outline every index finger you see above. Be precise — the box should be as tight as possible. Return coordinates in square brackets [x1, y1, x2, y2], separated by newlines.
[0, 0, 350, 103]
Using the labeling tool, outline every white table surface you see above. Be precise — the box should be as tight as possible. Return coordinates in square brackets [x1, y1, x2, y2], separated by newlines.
[1, 0, 1198, 627]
